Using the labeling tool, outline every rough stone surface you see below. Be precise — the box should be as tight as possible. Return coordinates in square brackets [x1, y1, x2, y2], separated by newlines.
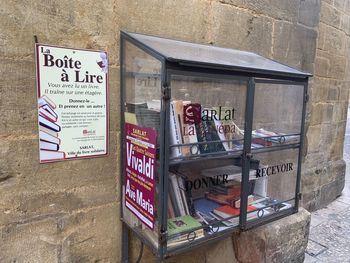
[0, 0, 348, 262]
[232, 208, 311, 263]
[303, 0, 350, 211]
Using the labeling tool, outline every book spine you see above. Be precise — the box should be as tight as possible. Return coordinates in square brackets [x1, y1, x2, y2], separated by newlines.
[213, 119, 230, 151]
[39, 115, 61, 132]
[39, 130, 60, 145]
[40, 150, 65, 160]
[168, 176, 181, 217]
[170, 173, 186, 216]
[39, 125, 58, 137]
[177, 176, 190, 215]
[40, 140, 59, 151]
[170, 102, 182, 158]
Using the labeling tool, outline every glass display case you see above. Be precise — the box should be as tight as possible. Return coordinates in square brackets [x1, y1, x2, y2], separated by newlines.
[120, 31, 310, 261]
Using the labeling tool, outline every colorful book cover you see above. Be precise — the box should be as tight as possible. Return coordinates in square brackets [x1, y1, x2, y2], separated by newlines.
[167, 215, 202, 236]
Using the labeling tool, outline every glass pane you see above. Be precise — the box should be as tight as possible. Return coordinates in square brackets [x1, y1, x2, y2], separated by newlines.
[128, 32, 309, 77]
[246, 149, 298, 222]
[246, 82, 304, 223]
[166, 74, 247, 250]
[122, 40, 162, 250]
[251, 83, 304, 151]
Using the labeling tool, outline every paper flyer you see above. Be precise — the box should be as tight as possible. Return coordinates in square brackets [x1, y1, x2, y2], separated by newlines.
[35, 44, 108, 163]
[124, 123, 156, 230]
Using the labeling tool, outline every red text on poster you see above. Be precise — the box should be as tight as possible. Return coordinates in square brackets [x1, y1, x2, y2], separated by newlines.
[124, 123, 156, 230]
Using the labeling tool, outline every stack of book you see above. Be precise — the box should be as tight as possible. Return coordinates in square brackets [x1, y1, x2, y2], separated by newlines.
[38, 95, 64, 161]
[168, 172, 194, 218]
[252, 128, 299, 146]
[167, 215, 204, 247]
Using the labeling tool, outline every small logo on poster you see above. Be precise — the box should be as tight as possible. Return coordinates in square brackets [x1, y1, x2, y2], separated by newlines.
[183, 103, 201, 124]
[83, 129, 96, 135]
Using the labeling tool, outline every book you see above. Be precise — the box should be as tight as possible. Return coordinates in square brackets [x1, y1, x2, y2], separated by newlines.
[195, 110, 225, 154]
[168, 175, 181, 217]
[169, 173, 187, 216]
[193, 198, 221, 217]
[205, 192, 241, 207]
[39, 125, 58, 137]
[214, 205, 257, 220]
[167, 215, 203, 239]
[38, 95, 56, 109]
[41, 103, 58, 118]
[40, 140, 59, 151]
[39, 106, 58, 123]
[169, 101, 183, 158]
[124, 112, 137, 125]
[177, 175, 190, 215]
[201, 165, 257, 181]
[39, 115, 61, 132]
[183, 101, 200, 156]
[39, 130, 60, 145]
[40, 150, 65, 161]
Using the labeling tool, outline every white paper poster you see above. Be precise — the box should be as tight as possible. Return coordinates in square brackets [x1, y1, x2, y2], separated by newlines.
[35, 44, 108, 163]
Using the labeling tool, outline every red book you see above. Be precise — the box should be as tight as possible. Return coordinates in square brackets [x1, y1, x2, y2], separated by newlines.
[214, 205, 257, 217]
[205, 192, 241, 207]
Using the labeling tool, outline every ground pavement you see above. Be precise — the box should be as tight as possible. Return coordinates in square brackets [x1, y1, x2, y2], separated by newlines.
[304, 107, 350, 263]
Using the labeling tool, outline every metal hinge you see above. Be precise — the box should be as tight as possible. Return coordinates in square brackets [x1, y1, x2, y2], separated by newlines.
[162, 85, 170, 100]
[305, 94, 309, 103]
[159, 230, 168, 244]
[298, 192, 302, 200]
[244, 152, 253, 160]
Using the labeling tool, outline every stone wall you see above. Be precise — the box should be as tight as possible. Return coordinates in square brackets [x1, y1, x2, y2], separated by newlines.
[0, 0, 347, 262]
[302, 0, 350, 211]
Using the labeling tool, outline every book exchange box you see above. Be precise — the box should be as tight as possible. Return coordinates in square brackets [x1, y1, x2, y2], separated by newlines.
[120, 32, 311, 260]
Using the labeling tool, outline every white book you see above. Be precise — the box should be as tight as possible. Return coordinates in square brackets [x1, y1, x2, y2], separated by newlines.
[38, 95, 56, 109]
[177, 176, 189, 215]
[39, 107, 57, 123]
[39, 125, 58, 137]
[39, 115, 61, 132]
[40, 150, 65, 161]
[39, 130, 60, 145]
[169, 173, 186, 216]
[170, 101, 182, 158]
[40, 140, 59, 151]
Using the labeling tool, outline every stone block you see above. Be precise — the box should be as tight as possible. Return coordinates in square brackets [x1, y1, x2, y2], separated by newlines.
[0, 60, 37, 137]
[0, 0, 119, 64]
[244, 0, 300, 23]
[273, 21, 317, 72]
[0, 218, 58, 263]
[233, 208, 311, 263]
[315, 50, 346, 79]
[321, 2, 342, 29]
[298, 0, 321, 28]
[323, 26, 346, 55]
[117, 0, 210, 45]
[0, 132, 120, 225]
[301, 168, 322, 193]
[210, 2, 273, 58]
[334, 0, 346, 11]
[311, 77, 329, 103]
[130, 233, 238, 263]
[309, 103, 325, 125]
[108, 66, 121, 132]
[306, 124, 322, 153]
[332, 101, 348, 122]
[302, 189, 321, 212]
[58, 203, 121, 262]
[340, 14, 350, 35]
[319, 176, 345, 206]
